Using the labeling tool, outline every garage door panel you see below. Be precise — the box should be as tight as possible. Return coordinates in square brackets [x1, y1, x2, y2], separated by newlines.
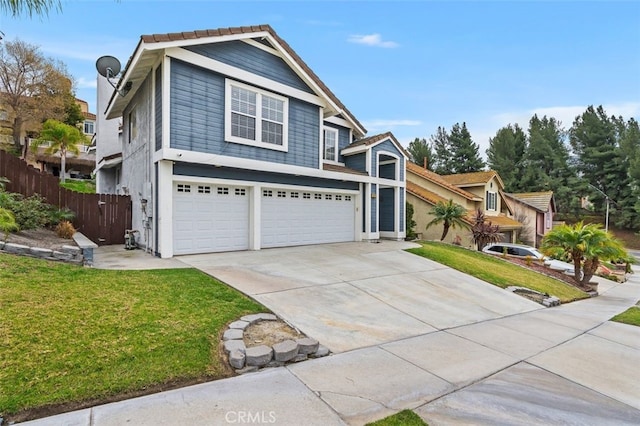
[261, 189, 355, 248]
[173, 183, 249, 255]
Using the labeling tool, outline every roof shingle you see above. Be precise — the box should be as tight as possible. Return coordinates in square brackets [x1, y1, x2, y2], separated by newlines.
[406, 162, 480, 201]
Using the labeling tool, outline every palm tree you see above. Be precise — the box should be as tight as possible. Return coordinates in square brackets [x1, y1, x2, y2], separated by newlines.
[0, 0, 60, 17]
[32, 119, 86, 183]
[541, 222, 627, 288]
[426, 199, 470, 241]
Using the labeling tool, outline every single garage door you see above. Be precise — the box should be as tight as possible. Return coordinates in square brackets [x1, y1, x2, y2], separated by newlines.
[261, 188, 355, 248]
[173, 182, 249, 255]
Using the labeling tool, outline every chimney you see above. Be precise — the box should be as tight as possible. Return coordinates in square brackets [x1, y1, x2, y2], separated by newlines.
[423, 157, 428, 170]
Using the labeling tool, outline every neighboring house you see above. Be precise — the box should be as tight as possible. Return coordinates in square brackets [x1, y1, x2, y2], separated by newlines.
[99, 25, 406, 258]
[32, 98, 96, 180]
[406, 162, 522, 247]
[504, 191, 556, 248]
[95, 75, 123, 194]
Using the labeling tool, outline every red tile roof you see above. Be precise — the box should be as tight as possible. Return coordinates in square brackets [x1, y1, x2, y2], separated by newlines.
[406, 162, 480, 201]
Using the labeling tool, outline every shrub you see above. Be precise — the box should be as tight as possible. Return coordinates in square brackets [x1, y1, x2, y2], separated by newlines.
[56, 220, 76, 239]
[405, 202, 417, 240]
[0, 207, 19, 240]
[47, 207, 76, 227]
[0, 193, 50, 230]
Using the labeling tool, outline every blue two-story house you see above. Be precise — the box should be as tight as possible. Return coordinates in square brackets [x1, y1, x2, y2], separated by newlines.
[102, 25, 406, 257]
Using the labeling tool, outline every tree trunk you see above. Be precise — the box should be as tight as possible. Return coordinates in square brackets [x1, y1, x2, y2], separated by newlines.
[580, 257, 598, 287]
[573, 255, 582, 283]
[60, 148, 67, 183]
[440, 223, 450, 241]
[12, 117, 23, 154]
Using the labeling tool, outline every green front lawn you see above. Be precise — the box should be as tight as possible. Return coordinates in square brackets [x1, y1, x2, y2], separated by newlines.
[0, 253, 263, 419]
[611, 303, 640, 326]
[60, 179, 96, 193]
[407, 242, 588, 303]
[367, 410, 427, 426]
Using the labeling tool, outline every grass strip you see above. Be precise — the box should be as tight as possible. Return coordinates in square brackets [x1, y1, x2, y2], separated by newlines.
[407, 242, 588, 303]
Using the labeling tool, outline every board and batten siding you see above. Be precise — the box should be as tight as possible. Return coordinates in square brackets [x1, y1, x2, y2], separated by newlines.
[173, 163, 359, 191]
[169, 59, 320, 169]
[185, 41, 313, 94]
[155, 65, 162, 151]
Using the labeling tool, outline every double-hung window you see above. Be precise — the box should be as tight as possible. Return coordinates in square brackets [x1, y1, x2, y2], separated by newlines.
[486, 191, 497, 211]
[323, 127, 338, 162]
[225, 80, 288, 151]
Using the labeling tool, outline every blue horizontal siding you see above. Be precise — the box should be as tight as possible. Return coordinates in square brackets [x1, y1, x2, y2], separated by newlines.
[173, 163, 359, 191]
[185, 41, 313, 93]
[170, 59, 320, 169]
[344, 153, 367, 173]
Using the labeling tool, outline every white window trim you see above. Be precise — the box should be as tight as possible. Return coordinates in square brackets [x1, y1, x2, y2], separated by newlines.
[322, 127, 339, 163]
[224, 79, 289, 152]
[486, 191, 497, 211]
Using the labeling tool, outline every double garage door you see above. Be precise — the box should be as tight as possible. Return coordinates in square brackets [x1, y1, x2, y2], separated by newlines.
[173, 182, 355, 255]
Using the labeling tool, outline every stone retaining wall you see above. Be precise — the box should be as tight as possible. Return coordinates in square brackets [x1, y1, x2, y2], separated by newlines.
[0, 241, 84, 265]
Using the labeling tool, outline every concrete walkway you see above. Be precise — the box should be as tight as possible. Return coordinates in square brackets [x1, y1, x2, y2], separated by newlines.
[22, 242, 640, 425]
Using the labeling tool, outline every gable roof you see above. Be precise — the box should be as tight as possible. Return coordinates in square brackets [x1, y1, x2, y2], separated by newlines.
[341, 132, 409, 159]
[505, 191, 555, 213]
[105, 24, 365, 136]
[406, 162, 481, 202]
[441, 170, 504, 189]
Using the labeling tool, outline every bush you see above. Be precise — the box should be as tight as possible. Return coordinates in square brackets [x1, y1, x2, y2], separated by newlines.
[56, 220, 76, 239]
[0, 207, 18, 240]
[0, 193, 74, 230]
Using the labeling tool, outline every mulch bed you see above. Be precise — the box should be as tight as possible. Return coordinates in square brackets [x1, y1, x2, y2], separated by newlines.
[4, 229, 74, 251]
[500, 256, 581, 287]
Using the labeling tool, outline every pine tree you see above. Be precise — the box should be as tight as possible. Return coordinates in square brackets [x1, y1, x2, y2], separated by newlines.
[448, 122, 485, 173]
[486, 124, 527, 192]
[407, 137, 434, 169]
[430, 126, 453, 175]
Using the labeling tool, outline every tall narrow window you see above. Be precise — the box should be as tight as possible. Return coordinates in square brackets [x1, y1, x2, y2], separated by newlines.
[486, 191, 497, 211]
[225, 80, 288, 151]
[323, 128, 338, 162]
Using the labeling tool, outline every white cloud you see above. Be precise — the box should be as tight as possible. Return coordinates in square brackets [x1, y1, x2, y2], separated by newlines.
[76, 77, 97, 89]
[363, 119, 421, 131]
[348, 33, 398, 48]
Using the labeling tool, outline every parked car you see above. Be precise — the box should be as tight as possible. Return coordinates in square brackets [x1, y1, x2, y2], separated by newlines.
[482, 243, 575, 274]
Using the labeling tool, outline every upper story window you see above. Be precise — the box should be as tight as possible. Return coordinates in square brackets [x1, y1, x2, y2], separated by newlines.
[225, 79, 288, 152]
[323, 127, 338, 162]
[486, 191, 497, 211]
[84, 121, 94, 135]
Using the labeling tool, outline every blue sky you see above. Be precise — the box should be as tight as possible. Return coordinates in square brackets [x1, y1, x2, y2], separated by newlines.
[1, 0, 639, 155]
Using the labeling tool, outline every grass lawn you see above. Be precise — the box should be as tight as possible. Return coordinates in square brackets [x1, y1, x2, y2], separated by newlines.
[407, 242, 588, 303]
[611, 303, 640, 327]
[60, 179, 96, 194]
[0, 253, 264, 420]
[366, 409, 427, 426]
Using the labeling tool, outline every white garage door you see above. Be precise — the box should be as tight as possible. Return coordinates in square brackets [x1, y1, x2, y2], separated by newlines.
[173, 183, 249, 255]
[261, 188, 355, 248]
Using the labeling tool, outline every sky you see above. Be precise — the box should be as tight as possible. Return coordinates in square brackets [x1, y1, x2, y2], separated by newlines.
[1, 0, 639, 156]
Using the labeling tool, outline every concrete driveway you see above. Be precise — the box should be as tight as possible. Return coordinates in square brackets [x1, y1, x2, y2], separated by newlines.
[179, 241, 542, 352]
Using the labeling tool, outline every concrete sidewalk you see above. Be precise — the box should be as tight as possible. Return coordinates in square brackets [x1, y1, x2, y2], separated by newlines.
[21, 245, 640, 425]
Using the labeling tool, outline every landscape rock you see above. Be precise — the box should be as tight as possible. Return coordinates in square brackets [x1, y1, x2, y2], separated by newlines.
[62, 245, 81, 256]
[229, 349, 246, 369]
[292, 353, 308, 363]
[3, 243, 30, 255]
[245, 345, 273, 366]
[223, 329, 244, 341]
[29, 247, 53, 258]
[266, 360, 285, 368]
[273, 339, 299, 362]
[228, 320, 250, 330]
[542, 296, 561, 307]
[296, 337, 319, 355]
[310, 344, 330, 358]
[241, 313, 277, 324]
[0, 241, 4, 250]
[52, 250, 73, 261]
[235, 366, 259, 375]
[223, 339, 246, 354]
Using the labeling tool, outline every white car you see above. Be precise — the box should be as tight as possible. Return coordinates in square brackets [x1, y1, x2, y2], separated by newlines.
[482, 243, 575, 274]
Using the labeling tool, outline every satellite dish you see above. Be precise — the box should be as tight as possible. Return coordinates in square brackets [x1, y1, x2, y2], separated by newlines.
[96, 55, 122, 79]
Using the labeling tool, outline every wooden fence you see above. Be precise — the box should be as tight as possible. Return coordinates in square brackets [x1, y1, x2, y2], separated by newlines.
[0, 150, 131, 245]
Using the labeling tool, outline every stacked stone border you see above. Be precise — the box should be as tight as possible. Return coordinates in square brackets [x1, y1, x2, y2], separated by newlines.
[506, 286, 561, 307]
[0, 241, 83, 264]
[222, 313, 330, 375]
